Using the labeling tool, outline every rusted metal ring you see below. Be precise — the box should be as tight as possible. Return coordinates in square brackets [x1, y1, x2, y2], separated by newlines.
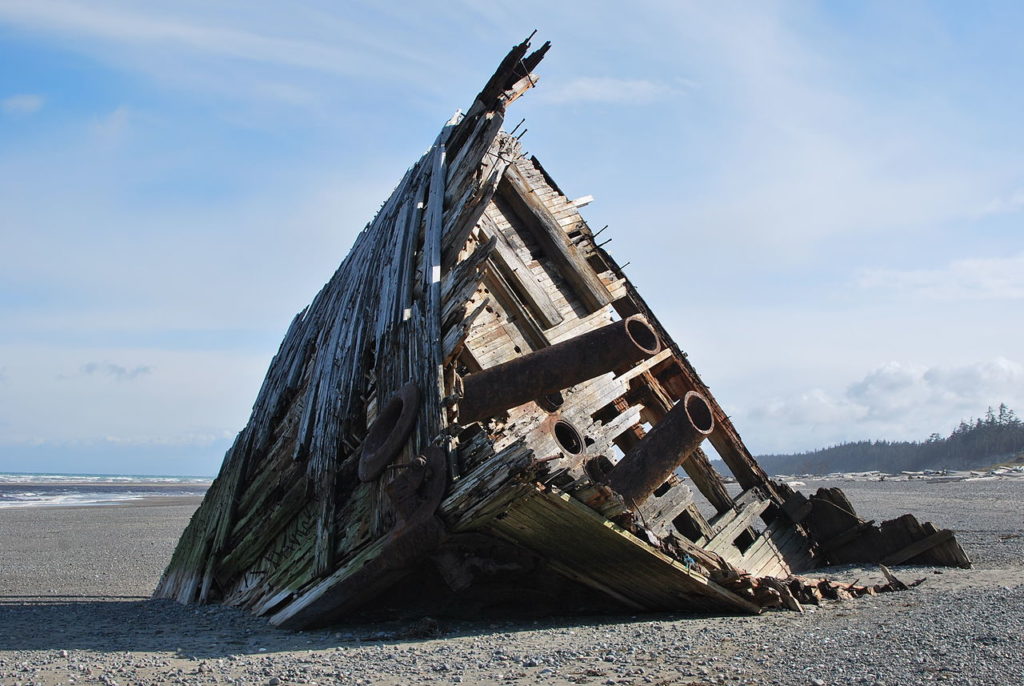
[552, 419, 585, 455]
[623, 314, 662, 356]
[358, 382, 421, 482]
[682, 390, 714, 435]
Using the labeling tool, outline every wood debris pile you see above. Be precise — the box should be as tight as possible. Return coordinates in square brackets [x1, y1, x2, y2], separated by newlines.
[715, 564, 927, 613]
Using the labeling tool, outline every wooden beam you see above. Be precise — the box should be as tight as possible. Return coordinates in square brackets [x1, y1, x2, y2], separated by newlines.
[881, 528, 955, 566]
[819, 520, 876, 553]
[637, 477, 694, 538]
[705, 499, 770, 555]
[478, 214, 564, 329]
[781, 491, 813, 523]
[685, 448, 735, 516]
[485, 484, 762, 614]
[498, 163, 612, 312]
[480, 268, 548, 351]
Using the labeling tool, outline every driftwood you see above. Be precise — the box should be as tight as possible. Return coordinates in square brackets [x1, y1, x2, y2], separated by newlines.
[155, 36, 971, 629]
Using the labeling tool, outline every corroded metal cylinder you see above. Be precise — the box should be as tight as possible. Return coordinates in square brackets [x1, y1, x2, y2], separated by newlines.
[458, 315, 661, 424]
[606, 391, 715, 508]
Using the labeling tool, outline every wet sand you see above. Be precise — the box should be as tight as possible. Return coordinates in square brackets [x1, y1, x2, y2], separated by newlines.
[1, 482, 1021, 685]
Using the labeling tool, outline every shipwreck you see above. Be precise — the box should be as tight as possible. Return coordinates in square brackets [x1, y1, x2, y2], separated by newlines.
[156, 37, 971, 629]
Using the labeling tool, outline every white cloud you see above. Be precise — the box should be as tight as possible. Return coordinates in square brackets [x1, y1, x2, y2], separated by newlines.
[537, 77, 677, 105]
[91, 105, 132, 141]
[981, 188, 1024, 215]
[749, 388, 866, 427]
[744, 358, 1024, 452]
[0, 0, 446, 104]
[79, 362, 152, 381]
[2, 93, 44, 114]
[923, 358, 1024, 400]
[0, 1, 354, 75]
[614, 3, 1011, 260]
[92, 430, 233, 446]
[845, 361, 930, 419]
[858, 253, 1024, 300]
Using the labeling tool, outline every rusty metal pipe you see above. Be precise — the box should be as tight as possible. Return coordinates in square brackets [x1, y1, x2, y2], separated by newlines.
[458, 315, 661, 424]
[606, 391, 715, 508]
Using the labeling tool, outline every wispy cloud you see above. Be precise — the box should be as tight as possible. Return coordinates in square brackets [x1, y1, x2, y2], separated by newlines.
[0, 1, 350, 74]
[858, 253, 1024, 300]
[2, 93, 44, 114]
[848, 358, 1024, 422]
[750, 388, 867, 428]
[93, 430, 234, 446]
[537, 77, 679, 105]
[923, 358, 1024, 401]
[0, 0, 443, 94]
[80, 362, 152, 380]
[630, 3, 1008, 259]
[91, 105, 132, 141]
[982, 188, 1024, 216]
[748, 358, 1024, 449]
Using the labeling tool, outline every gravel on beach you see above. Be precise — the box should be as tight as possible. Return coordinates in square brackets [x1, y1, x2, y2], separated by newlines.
[1, 481, 1021, 686]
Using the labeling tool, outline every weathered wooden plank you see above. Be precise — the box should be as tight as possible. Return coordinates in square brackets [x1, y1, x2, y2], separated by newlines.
[498, 163, 611, 312]
[683, 447, 735, 516]
[591, 405, 643, 449]
[480, 269, 548, 351]
[819, 520, 876, 553]
[442, 298, 489, 366]
[880, 528, 955, 566]
[217, 477, 311, 577]
[485, 484, 761, 613]
[546, 304, 616, 344]
[637, 478, 695, 538]
[479, 213, 564, 329]
[705, 499, 770, 556]
[739, 519, 795, 576]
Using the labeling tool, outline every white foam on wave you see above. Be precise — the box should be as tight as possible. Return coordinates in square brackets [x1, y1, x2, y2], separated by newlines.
[0, 491, 146, 509]
[0, 472, 211, 485]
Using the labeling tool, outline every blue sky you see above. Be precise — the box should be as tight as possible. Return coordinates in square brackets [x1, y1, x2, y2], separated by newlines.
[1, 1, 1022, 475]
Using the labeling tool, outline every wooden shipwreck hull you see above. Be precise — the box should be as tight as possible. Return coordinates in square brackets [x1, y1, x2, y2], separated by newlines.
[156, 38, 970, 629]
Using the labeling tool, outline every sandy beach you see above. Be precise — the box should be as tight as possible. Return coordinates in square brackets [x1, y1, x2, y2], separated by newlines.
[1, 480, 1022, 686]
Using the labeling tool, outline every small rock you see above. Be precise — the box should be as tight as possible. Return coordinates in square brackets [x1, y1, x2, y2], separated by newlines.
[269, 678, 281, 686]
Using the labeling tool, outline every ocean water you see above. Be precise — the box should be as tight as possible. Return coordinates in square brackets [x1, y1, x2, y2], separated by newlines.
[0, 473, 211, 509]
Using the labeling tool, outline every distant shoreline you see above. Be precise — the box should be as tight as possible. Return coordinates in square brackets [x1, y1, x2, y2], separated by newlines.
[0, 472, 212, 483]
[8, 494, 208, 510]
[0, 480, 212, 488]
[0, 476, 210, 509]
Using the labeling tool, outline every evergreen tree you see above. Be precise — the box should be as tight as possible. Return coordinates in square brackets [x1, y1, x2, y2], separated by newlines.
[759, 404, 1024, 475]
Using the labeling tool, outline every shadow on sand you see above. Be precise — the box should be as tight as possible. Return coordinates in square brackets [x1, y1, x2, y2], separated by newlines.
[0, 596, 716, 659]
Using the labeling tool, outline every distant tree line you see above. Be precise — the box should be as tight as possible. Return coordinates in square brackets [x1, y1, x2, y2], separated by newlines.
[757, 404, 1024, 475]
